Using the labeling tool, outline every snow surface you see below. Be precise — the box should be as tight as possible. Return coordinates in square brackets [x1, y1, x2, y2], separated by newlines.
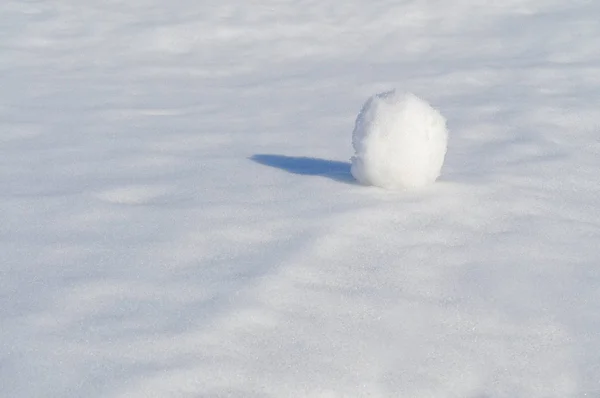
[351, 91, 448, 189]
[2, 1, 600, 397]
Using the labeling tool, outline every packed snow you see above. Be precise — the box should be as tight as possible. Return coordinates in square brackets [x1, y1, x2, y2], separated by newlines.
[351, 91, 448, 189]
[2, 1, 600, 397]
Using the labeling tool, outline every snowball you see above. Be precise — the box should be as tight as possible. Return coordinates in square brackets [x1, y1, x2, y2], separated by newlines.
[350, 90, 448, 189]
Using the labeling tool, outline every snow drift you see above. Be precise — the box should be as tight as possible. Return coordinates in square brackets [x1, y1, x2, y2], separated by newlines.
[351, 90, 448, 189]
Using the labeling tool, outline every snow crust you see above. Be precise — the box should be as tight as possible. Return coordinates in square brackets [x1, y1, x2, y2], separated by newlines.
[351, 91, 448, 189]
[3, 1, 600, 398]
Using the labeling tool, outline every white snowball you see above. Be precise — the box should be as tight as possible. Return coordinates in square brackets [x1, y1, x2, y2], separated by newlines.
[351, 90, 448, 189]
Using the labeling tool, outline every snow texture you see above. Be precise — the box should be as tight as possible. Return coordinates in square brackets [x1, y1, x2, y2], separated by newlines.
[2, 1, 600, 397]
[351, 91, 448, 189]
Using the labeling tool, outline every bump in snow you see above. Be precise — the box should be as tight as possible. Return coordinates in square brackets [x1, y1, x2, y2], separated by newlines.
[351, 90, 448, 189]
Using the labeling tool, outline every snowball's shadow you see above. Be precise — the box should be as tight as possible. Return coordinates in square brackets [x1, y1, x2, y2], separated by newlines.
[250, 154, 355, 184]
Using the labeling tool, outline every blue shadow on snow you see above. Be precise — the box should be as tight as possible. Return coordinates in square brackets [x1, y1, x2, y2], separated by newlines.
[250, 154, 355, 184]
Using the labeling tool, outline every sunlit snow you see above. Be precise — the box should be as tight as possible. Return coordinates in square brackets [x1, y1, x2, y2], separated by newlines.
[2, 1, 600, 397]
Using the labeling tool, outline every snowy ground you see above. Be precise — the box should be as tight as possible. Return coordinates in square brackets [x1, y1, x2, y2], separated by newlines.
[2, 1, 600, 397]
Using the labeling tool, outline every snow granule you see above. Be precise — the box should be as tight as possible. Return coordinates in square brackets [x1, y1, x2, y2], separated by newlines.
[351, 90, 448, 189]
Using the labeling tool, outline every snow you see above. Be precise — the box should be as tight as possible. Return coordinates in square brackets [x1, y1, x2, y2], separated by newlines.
[351, 91, 448, 189]
[2, 1, 600, 397]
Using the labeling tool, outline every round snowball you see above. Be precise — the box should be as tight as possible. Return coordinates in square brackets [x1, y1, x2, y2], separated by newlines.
[351, 90, 448, 189]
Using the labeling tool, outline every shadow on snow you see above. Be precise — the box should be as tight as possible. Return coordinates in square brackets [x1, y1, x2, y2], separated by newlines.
[250, 154, 356, 184]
